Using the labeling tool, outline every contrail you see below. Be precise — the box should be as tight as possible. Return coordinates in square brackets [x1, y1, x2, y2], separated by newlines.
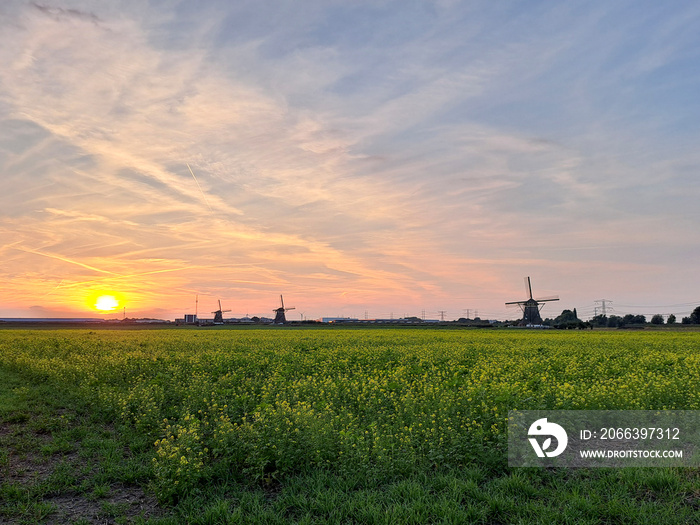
[42, 279, 65, 298]
[14, 246, 115, 275]
[187, 163, 213, 212]
[54, 266, 198, 289]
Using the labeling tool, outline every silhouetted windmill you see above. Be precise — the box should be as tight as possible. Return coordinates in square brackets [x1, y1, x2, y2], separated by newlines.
[505, 277, 559, 325]
[212, 300, 231, 324]
[273, 295, 295, 324]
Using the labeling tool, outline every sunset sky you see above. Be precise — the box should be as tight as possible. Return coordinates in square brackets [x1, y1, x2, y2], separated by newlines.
[1, 1, 699, 321]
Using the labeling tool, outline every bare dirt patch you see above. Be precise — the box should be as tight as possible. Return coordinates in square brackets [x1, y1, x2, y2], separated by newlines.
[1, 420, 67, 481]
[1, 416, 166, 524]
[43, 484, 162, 524]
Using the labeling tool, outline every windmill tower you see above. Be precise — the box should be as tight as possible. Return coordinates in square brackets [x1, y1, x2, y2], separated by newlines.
[212, 300, 231, 324]
[505, 277, 559, 325]
[273, 295, 295, 324]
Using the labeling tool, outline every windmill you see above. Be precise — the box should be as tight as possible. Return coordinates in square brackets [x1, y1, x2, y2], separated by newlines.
[505, 277, 559, 325]
[273, 295, 295, 324]
[212, 300, 231, 324]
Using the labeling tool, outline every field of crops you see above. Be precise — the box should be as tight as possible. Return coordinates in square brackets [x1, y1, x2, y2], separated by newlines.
[1, 327, 699, 523]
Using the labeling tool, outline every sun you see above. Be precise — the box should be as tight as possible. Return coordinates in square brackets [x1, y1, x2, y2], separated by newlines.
[95, 295, 119, 311]
[86, 290, 125, 314]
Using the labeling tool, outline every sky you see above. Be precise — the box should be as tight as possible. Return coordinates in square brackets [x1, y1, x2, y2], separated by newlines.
[1, 0, 700, 322]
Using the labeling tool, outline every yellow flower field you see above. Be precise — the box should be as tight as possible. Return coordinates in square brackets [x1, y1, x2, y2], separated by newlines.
[1, 328, 698, 498]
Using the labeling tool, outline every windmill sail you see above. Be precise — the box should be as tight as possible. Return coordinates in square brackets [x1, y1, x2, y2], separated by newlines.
[212, 299, 231, 324]
[506, 277, 559, 325]
[273, 295, 295, 324]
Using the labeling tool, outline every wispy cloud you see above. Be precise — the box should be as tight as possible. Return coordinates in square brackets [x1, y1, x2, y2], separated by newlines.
[30, 3, 100, 24]
[1, 1, 699, 319]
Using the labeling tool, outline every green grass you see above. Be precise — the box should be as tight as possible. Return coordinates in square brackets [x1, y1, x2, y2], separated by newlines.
[0, 328, 699, 523]
[0, 367, 161, 524]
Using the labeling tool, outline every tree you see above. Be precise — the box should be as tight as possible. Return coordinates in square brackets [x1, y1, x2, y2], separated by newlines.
[555, 310, 579, 323]
[607, 315, 623, 328]
[667, 314, 676, 325]
[691, 306, 700, 324]
[623, 314, 646, 325]
[651, 314, 664, 325]
[554, 309, 585, 329]
[591, 314, 608, 327]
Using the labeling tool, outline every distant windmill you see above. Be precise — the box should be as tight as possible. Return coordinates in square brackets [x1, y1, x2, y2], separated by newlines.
[273, 295, 295, 324]
[212, 300, 231, 324]
[505, 277, 559, 325]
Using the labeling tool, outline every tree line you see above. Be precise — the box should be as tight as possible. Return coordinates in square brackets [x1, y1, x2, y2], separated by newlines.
[547, 306, 700, 328]
[593, 305, 700, 327]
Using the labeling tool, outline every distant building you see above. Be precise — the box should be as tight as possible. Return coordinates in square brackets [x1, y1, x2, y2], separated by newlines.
[320, 317, 439, 324]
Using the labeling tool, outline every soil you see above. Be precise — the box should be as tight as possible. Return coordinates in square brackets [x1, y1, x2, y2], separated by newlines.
[0, 418, 165, 524]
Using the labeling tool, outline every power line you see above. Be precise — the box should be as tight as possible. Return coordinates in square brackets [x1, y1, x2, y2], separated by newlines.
[614, 301, 700, 309]
[595, 299, 612, 317]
